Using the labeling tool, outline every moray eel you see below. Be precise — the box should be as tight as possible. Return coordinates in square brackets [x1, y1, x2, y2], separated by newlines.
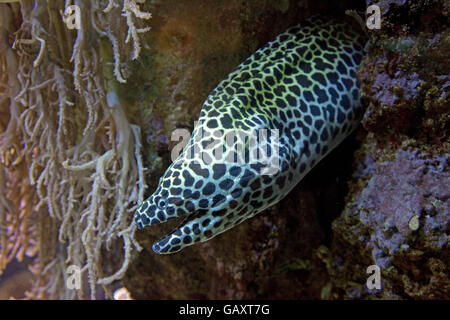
[134, 17, 366, 254]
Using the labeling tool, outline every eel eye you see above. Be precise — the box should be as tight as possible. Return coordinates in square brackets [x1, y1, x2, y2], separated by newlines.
[157, 197, 167, 209]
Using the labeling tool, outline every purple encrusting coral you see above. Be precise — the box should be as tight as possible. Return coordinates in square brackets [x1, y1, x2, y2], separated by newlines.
[372, 71, 421, 107]
[354, 150, 449, 267]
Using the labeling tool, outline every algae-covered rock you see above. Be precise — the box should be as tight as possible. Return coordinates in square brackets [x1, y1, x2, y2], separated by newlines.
[324, 150, 449, 299]
[316, 0, 449, 299]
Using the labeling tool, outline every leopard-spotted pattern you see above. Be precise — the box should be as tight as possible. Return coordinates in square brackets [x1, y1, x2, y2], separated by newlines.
[134, 17, 366, 254]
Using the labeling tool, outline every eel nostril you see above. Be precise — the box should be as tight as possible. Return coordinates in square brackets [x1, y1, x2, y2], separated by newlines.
[157, 196, 168, 209]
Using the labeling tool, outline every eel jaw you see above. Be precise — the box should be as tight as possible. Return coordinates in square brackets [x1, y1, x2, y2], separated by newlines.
[150, 210, 206, 254]
[133, 196, 203, 254]
[150, 200, 257, 254]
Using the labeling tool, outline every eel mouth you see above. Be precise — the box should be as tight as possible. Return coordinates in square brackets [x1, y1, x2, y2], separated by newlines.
[147, 208, 209, 254]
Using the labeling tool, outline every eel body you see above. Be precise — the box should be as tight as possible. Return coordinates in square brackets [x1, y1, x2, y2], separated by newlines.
[134, 17, 366, 254]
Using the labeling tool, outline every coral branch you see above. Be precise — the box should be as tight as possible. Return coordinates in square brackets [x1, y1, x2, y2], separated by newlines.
[0, 0, 149, 299]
